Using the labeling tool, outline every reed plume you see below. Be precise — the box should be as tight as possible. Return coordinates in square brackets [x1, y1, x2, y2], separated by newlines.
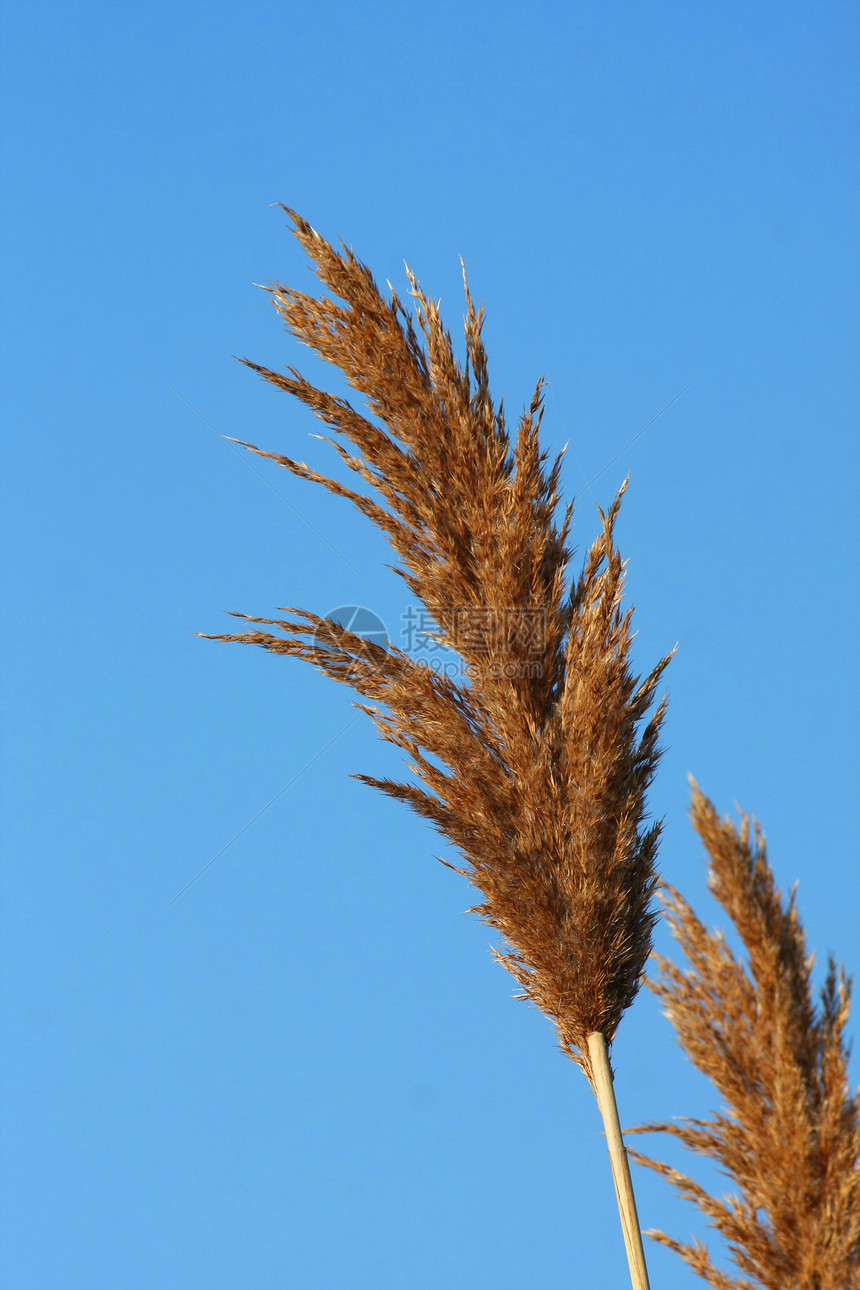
[629, 780, 860, 1290]
[204, 208, 674, 1285]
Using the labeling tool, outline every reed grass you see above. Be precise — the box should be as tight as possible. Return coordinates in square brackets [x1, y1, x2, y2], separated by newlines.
[629, 780, 860, 1289]
[203, 208, 674, 1285]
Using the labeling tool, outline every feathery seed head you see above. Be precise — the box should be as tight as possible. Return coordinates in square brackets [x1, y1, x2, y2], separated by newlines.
[630, 781, 860, 1289]
[203, 208, 674, 1076]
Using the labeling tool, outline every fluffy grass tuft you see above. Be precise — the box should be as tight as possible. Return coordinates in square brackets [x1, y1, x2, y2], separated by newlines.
[204, 208, 675, 1286]
[630, 780, 860, 1290]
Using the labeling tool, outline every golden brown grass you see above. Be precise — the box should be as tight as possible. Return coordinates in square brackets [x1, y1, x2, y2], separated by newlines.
[629, 780, 860, 1290]
[203, 208, 674, 1284]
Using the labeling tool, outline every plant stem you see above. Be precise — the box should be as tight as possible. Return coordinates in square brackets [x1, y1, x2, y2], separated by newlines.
[587, 1031, 650, 1290]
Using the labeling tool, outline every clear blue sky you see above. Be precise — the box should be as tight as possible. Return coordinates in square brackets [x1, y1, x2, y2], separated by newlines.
[1, 3, 858, 1287]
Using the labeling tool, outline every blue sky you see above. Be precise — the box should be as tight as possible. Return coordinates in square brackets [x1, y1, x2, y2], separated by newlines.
[1, 2, 858, 1286]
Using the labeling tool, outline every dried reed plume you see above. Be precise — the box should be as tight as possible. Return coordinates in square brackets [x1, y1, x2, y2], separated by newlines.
[204, 208, 674, 1286]
[630, 780, 860, 1289]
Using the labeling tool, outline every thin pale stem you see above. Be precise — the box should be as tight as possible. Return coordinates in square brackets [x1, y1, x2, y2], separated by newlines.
[587, 1031, 650, 1290]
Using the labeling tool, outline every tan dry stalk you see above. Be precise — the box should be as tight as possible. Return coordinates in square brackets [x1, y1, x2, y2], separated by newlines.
[589, 1031, 651, 1288]
[204, 208, 674, 1282]
[629, 779, 860, 1290]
